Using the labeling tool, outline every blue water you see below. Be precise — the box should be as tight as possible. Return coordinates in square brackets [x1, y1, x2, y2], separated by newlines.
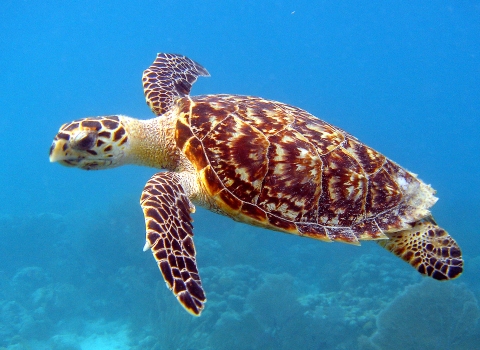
[1, 1, 479, 349]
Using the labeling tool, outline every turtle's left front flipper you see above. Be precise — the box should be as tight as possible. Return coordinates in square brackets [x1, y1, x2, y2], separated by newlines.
[140, 172, 206, 316]
[378, 216, 463, 280]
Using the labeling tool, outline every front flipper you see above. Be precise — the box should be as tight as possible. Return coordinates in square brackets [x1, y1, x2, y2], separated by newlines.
[377, 216, 463, 280]
[140, 172, 206, 315]
[142, 53, 210, 116]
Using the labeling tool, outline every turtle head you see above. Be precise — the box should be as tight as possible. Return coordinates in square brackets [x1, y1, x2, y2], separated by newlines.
[49, 115, 130, 170]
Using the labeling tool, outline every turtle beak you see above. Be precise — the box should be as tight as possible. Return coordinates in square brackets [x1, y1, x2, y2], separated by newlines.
[49, 138, 80, 167]
[49, 139, 66, 163]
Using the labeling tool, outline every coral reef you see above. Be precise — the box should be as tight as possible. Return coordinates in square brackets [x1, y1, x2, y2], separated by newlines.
[366, 279, 480, 350]
[1, 209, 479, 349]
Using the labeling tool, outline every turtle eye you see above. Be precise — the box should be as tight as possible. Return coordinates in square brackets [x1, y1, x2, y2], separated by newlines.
[72, 131, 98, 151]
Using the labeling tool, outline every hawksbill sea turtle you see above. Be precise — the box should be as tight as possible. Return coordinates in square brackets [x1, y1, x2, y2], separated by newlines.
[49, 53, 463, 316]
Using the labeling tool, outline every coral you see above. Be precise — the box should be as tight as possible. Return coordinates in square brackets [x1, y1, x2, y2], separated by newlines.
[367, 279, 480, 350]
[30, 282, 79, 322]
[340, 252, 420, 300]
[2, 205, 478, 350]
[0, 301, 33, 343]
[49, 334, 81, 350]
[11, 267, 50, 303]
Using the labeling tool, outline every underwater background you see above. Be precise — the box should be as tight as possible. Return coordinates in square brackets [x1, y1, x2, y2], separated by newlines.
[1, 1, 479, 349]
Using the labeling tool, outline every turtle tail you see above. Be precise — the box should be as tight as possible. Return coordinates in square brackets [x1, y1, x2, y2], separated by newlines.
[377, 216, 463, 280]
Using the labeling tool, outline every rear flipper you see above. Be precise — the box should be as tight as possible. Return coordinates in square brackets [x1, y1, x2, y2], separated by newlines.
[377, 216, 463, 280]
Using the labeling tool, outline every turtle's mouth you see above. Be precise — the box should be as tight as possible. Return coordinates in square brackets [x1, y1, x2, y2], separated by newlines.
[50, 140, 114, 170]
[57, 158, 114, 170]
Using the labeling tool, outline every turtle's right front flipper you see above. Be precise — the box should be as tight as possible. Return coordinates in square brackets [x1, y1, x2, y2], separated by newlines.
[140, 172, 206, 316]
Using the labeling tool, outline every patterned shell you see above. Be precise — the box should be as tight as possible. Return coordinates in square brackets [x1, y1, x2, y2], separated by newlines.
[174, 94, 426, 245]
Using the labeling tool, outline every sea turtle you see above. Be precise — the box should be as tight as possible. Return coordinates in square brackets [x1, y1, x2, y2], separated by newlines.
[49, 53, 463, 316]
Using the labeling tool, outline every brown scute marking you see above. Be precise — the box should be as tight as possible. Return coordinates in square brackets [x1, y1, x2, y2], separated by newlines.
[187, 279, 206, 301]
[146, 229, 160, 244]
[266, 213, 297, 233]
[441, 247, 450, 258]
[98, 131, 111, 138]
[183, 137, 209, 171]
[383, 160, 419, 192]
[142, 53, 209, 116]
[113, 127, 126, 141]
[96, 139, 105, 147]
[155, 250, 167, 261]
[258, 128, 322, 222]
[375, 204, 406, 232]
[325, 227, 359, 244]
[366, 168, 403, 216]
[189, 98, 235, 139]
[118, 137, 128, 146]
[159, 261, 174, 288]
[432, 270, 448, 280]
[293, 115, 345, 155]
[344, 137, 386, 175]
[403, 250, 414, 261]
[218, 189, 242, 211]
[57, 133, 70, 141]
[178, 292, 201, 316]
[353, 219, 387, 240]
[235, 97, 294, 135]
[102, 119, 119, 130]
[203, 116, 268, 203]
[104, 145, 112, 152]
[184, 256, 197, 273]
[377, 218, 463, 280]
[86, 150, 97, 156]
[181, 270, 190, 280]
[240, 202, 268, 223]
[173, 279, 187, 294]
[296, 223, 331, 241]
[317, 148, 367, 226]
[140, 172, 206, 315]
[176, 98, 192, 121]
[175, 118, 195, 150]
[412, 257, 422, 267]
[447, 266, 463, 279]
[64, 122, 79, 131]
[145, 207, 161, 223]
[450, 247, 461, 258]
[151, 235, 163, 249]
[393, 246, 406, 256]
[81, 120, 102, 130]
[201, 165, 224, 197]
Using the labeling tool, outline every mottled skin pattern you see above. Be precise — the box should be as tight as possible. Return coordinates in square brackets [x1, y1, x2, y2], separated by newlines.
[50, 53, 463, 316]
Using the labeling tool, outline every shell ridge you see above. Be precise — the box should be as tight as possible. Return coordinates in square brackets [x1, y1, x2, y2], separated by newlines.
[198, 114, 233, 141]
[255, 136, 271, 206]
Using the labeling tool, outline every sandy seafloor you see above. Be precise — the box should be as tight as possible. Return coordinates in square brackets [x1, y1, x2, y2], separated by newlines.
[1, 1, 479, 349]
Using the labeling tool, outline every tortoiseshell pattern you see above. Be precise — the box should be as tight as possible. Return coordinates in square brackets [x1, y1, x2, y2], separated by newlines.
[140, 172, 206, 315]
[142, 53, 210, 116]
[378, 217, 462, 280]
[50, 116, 127, 170]
[176, 95, 424, 244]
[49, 53, 463, 317]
